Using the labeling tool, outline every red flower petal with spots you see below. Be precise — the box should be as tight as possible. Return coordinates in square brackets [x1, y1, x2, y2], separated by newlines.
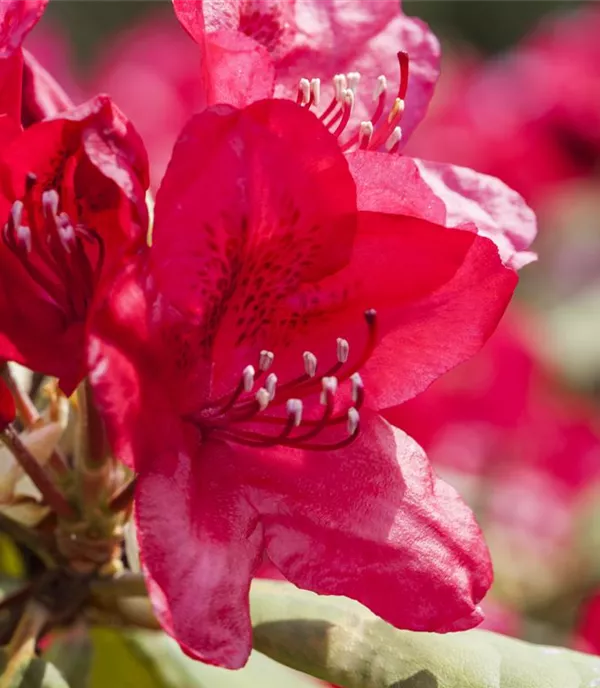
[0, 95, 149, 393]
[0, 376, 15, 431]
[88, 99, 519, 667]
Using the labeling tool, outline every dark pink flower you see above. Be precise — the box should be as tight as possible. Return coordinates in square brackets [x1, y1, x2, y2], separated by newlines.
[0, 96, 149, 393]
[88, 98, 520, 667]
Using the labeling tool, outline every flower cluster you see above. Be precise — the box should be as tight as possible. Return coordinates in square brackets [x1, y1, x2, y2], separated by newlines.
[0, 0, 537, 671]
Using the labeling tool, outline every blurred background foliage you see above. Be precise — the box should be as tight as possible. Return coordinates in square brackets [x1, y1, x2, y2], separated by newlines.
[43, 0, 587, 66]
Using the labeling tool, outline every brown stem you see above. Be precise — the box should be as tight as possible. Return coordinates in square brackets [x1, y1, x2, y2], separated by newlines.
[0, 366, 40, 430]
[109, 477, 137, 513]
[1, 428, 76, 520]
[90, 573, 148, 600]
[76, 381, 110, 470]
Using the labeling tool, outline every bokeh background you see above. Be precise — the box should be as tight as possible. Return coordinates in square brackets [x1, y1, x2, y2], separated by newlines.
[29, 0, 600, 659]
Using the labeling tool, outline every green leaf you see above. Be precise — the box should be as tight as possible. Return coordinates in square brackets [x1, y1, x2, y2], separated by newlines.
[249, 579, 600, 688]
[43, 627, 93, 688]
[89, 628, 317, 688]
[0, 650, 69, 688]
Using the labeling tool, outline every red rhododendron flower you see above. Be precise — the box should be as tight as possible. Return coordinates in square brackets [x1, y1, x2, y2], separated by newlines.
[0, 95, 149, 393]
[88, 98, 520, 668]
[170, 1, 537, 270]
[0, 376, 15, 431]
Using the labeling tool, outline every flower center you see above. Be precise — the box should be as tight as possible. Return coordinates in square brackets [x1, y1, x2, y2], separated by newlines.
[187, 309, 378, 451]
[1, 173, 105, 325]
[296, 51, 409, 154]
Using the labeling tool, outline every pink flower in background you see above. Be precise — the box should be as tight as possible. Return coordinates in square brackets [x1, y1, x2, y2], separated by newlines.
[93, 10, 204, 190]
[406, 5, 600, 207]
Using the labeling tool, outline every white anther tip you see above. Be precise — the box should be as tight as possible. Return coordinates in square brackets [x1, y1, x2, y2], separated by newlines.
[336, 337, 350, 363]
[343, 89, 355, 111]
[303, 351, 318, 377]
[242, 365, 256, 392]
[359, 120, 374, 139]
[334, 74, 348, 100]
[256, 387, 270, 411]
[259, 350, 274, 371]
[350, 372, 364, 402]
[286, 398, 303, 426]
[320, 376, 339, 404]
[347, 407, 360, 434]
[373, 75, 387, 100]
[298, 77, 311, 105]
[310, 78, 321, 107]
[385, 126, 403, 151]
[265, 373, 278, 401]
[346, 71, 361, 92]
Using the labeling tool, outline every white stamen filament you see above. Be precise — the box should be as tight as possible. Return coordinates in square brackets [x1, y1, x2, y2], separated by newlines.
[385, 126, 403, 151]
[333, 74, 348, 101]
[265, 373, 278, 401]
[320, 376, 339, 404]
[350, 373, 364, 403]
[259, 350, 275, 372]
[310, 78, 321, 107]
[298, 77, 311, 105]
[373, 75, 387, 100]
[42, 189, 59, 217]
[286, 398, 303, 427]
[359, 121, 374, 147]
[303, 351, 318, 377]
[336, 338, 350, 363]
[343, 89, 355, 113]
[346, 71, 361, 93]
[347, 407, 360, 435]
[15, 224, 32, 252]
[256, 387, 270, 411]
[243, 365, 255, 393]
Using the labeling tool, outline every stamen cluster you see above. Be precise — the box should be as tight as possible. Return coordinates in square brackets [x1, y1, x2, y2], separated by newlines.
[188, 310, 378, 450]
[296, 52, 409, 154]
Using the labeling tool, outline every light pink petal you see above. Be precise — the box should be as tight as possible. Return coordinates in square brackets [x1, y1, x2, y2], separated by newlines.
[136, 433, 263, 668]
[415, 159, 537, 270]
[0, 0, 48, 57]
[203, 30, 275, 107]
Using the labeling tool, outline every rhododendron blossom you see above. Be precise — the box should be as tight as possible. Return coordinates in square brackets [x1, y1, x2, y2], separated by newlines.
[171, 0, 537, 270]
[88, 96, 521, 668]
[0, 96, 149, 393]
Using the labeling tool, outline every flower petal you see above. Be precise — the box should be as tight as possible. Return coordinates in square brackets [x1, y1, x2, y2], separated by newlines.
[415, 159, 537, 270]
[0, 0, 48, 58]
[153, 99, 356, 387]
[21, 49, 73, 126]
[348, 150, 446, 222]
[241, 410, 491, 631]
[203, 30, 275, 107]
[135, 433, 263, 669]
